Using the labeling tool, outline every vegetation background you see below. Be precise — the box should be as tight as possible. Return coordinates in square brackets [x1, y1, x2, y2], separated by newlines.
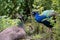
[0, 0, 60, 40]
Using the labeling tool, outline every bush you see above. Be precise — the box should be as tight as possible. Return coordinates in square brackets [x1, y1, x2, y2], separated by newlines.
[0, 16, 20, 32]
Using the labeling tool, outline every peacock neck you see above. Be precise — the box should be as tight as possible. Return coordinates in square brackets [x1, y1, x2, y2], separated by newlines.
[34, 13, 39, 17]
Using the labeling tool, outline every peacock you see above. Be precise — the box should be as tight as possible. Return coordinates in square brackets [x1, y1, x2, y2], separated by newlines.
[32, 10, 56, 28]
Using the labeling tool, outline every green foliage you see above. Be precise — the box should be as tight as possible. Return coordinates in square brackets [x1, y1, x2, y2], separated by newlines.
[32, 34, 42, 39]
[0, 0, 34, 19]
[0, 0, 60, 40]
[0, 16, 20, 31]
[33, 0, 60, 13]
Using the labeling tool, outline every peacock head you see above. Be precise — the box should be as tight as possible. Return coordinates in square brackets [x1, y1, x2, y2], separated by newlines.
[32, 11, 39, 16]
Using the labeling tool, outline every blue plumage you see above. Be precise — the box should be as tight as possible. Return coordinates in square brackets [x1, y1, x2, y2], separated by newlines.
[32, 12, 47, 23]
[32, 11, 53, 28]
[35, 14, 47, 23]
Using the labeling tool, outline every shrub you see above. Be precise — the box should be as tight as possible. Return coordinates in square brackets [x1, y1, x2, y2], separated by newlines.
[0, 16, 20, 31]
